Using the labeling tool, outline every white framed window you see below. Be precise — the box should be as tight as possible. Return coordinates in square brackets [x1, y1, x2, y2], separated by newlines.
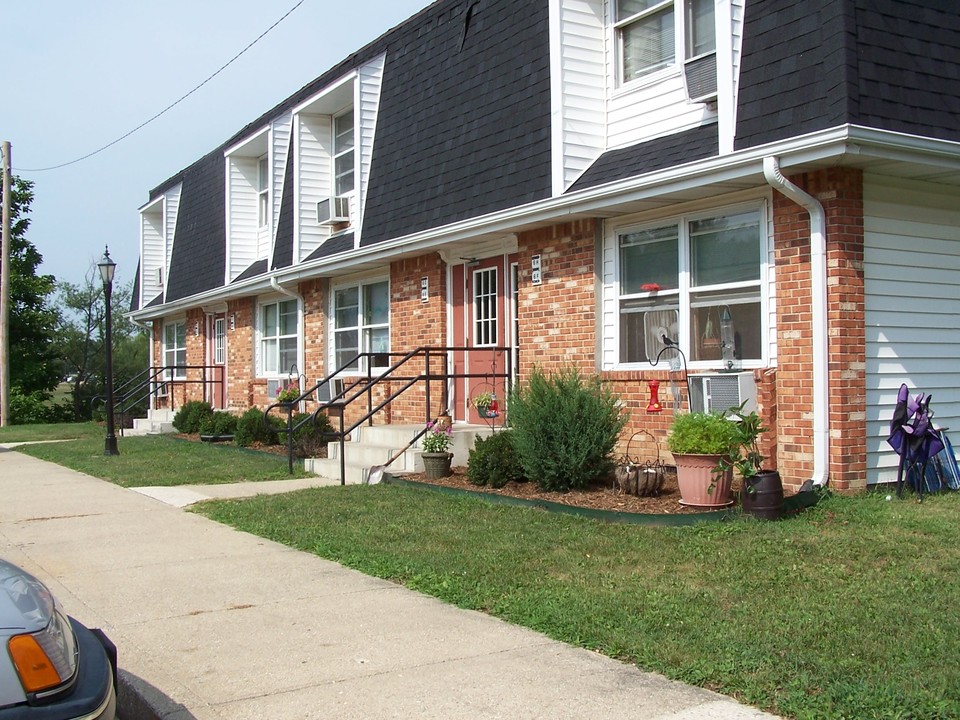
[214, 318, 226, 365]
[615, 0, 716, 85]
[259, 298, 299, 376]
[257, 154, 270, 228]
[332, 279, 389, 372]
[473, 268, 498, 347]
[333, 109, 354, 198]
[163, 321, 187, 380]
[616, 207, 764, 368]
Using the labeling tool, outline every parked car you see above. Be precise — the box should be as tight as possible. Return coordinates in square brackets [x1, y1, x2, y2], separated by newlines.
[0, 558, 116, 719]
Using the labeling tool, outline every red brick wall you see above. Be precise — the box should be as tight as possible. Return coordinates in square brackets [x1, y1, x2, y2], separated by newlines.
[226, 298, 256, 410]
[772, 167, 865, 491]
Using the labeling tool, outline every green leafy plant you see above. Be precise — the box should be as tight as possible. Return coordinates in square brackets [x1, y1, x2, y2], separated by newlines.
[291, 412, 333, 458]
[172, 401, 214, 434]
[276, 383, 300, 404]
[508, 367, 628, 492]
[234, 407, 282, 447]
[666, 411, 739, 457]
[471, 391, 495, 410]
[716, 402, 769, 480]
[198, 410, 238, 437]
[421, 422, 452, 454]
[467, 431, 526, 488]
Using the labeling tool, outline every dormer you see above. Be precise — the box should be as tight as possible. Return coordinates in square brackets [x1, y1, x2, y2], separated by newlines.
[551, 0, 742, 194]
[225, 115, 292, 282]
[293, 55, 385, 263]
[138, 183, 181, 306]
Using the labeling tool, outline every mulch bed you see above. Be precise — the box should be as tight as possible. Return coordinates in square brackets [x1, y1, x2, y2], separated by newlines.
[394, 466, 743, 515]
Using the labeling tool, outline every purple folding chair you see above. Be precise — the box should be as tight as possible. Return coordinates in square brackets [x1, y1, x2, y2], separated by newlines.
[887, 384, 945, 499]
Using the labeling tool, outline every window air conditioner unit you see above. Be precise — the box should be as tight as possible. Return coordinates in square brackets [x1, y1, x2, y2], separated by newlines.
[683, 52, 718, 103]
[688, 372, 756, 415]
[154, 381, 168, 398]
[267, 379, 281, 399]
[316, 196, 350, 225]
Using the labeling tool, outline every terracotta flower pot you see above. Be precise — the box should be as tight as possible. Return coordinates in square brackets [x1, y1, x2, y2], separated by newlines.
[672, 453, 733, 508]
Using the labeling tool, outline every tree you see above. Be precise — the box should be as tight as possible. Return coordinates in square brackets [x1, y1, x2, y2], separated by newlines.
[56, 271, 148, 421]
[1, 175, 61, 421]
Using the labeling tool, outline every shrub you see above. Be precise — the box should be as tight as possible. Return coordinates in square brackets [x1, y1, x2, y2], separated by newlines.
[198, 411, 238, 437]
[467, 431, 525, 488]
[508, 367, 628, 492]
[666, 411, 740, 457]
[234, 407, 282, 447]
[172, 401, 214, 434]
[8, 388, 72, 425]
[290, 412, 334, 458]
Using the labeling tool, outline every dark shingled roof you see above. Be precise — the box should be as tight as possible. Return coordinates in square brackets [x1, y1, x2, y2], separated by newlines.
[163, 153, 225, 303]
[567, 124, 719, 193]
[233, 259, 269, 283]
[304, 233, 355, 262]
[735, 0, 960, 150]
[130, 262, 141, 312]
[360, 0, 552, 246]
[272, 141, 295, 270]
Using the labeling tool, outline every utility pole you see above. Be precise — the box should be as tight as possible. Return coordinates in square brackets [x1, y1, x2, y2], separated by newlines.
[1, 141, 11, 427]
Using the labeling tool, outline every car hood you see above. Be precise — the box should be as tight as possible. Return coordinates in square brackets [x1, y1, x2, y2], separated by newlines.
[0, 559, 53, 636]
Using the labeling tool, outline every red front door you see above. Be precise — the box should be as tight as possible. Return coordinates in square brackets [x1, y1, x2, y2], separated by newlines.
[452, 257, 510, 423]
[208, 313, 227, 409]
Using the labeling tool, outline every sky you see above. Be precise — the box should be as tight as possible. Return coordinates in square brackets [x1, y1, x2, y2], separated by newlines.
[2, 0, 432, 290]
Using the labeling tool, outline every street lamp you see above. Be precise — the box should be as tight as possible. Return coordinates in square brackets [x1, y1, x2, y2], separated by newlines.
[97, 247, 119, 456]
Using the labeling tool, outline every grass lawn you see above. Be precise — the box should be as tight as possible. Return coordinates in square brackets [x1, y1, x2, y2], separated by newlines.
[12, 432, 309, 487]
[0, 421, 103, 443]
[197, 484, 960, 720]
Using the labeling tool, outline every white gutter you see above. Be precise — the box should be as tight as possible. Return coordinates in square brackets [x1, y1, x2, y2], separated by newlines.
[763, 156, 829, 488]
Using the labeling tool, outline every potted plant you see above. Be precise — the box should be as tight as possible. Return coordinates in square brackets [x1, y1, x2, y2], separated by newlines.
[666, 410, 739, 507]
[276, 383, 300, 405]
[420, 421, 453, 479]
[717, 403, 784, 519]
[471, 391, 499, 418]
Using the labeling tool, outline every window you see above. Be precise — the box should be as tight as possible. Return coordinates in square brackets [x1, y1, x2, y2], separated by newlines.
[259, 299, 299, 376]
[214, 318, 226, 365]
[163, 321, 186, 380]
[333, 110, 354, 198]
[473, 268, 498, 347]
[615, 0, 716, 84]
[617, 208, 763, 366]
[333, 280, 389, 372]
[257, 155, 269, 228]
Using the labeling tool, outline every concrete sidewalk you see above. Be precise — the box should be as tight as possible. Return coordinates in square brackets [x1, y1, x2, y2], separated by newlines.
[0, 449, 777, 720]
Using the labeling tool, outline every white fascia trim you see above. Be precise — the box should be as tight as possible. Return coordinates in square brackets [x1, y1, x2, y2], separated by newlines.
[290, 72, 358, 116]
[548, 0, 565, 197]
[224, 126, 270, 158]
[139, 195, 164, 214]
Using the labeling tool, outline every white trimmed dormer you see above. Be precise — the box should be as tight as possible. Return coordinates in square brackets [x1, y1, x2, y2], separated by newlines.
[139, 183, 181, 305]
[550, 0, 744, 194]
[224, 115, 292, 282]
[293, 54, 385, 263]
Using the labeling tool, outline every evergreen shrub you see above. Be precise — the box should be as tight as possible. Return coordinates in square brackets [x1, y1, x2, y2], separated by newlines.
[508, 367, 628, 492]
[172, 401, 214, 434]
[467, 431, 525, 488]
[198, 410, 238, 437]
[234, 407, 282, 447]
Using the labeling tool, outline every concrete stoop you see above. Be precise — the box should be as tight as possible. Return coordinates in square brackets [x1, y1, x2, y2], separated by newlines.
[305, 423, 493, 485]
[127, 410, 176, 436]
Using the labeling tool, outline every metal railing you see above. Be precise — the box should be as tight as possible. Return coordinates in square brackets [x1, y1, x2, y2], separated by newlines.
[264, 346, 512, 480]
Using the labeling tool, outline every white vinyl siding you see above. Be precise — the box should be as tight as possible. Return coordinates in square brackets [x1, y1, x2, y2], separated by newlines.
[357, 55, 385, 239]
[140, 200, 165, 304]
[864, 175, 960, 485]
[227, 155, 260, 281]
[164, 185, 181, 274]
[296, 113, 334, 262]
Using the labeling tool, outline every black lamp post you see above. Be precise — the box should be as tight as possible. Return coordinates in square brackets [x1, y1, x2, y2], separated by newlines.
[98, 247, 120, 456]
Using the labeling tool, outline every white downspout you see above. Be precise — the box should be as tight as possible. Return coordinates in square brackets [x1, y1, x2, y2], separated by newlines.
[763, 156, 829, 488]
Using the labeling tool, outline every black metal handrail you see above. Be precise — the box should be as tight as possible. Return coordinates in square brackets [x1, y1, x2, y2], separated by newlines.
[264, 346, 512, 481]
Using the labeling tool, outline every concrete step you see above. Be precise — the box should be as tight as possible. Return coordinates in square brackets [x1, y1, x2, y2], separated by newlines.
[306, 423, 495, 484]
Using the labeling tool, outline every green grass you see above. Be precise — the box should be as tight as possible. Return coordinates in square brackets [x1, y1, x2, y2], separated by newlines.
[0, 421, 102, 443]
[197, 485, 960, 719]
[14, 433, 309, 487]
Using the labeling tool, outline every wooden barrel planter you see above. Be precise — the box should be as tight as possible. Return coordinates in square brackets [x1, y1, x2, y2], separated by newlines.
[740, 470, 784, 520]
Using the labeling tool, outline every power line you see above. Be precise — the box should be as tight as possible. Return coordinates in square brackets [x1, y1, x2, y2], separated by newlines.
[17, 0, 306, 173]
